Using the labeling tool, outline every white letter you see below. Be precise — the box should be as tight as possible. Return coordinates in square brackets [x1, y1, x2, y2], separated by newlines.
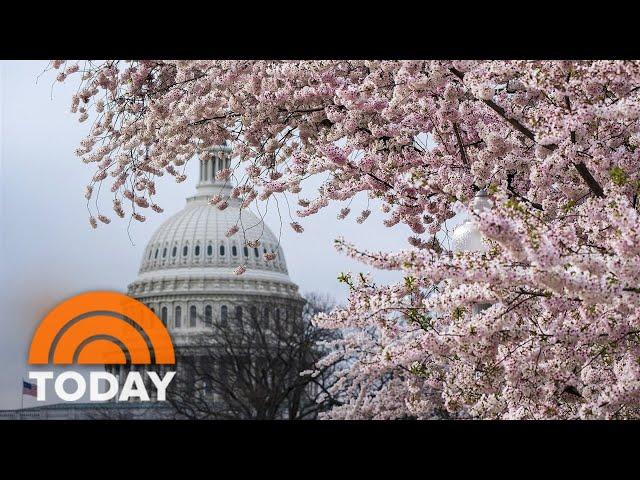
[55, 371, 86, 402]
[119, 372, 149, 401]
[28, 371, 53, 401]
[147, 371, 176, 401]
[90, 371, 119, 402]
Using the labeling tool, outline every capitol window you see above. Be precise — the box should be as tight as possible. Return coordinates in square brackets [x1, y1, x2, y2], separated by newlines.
[243, 246, 249, 257]
[172, 246, 177, 257]
[190, 306, 197, 327]
[195, 245, 201, 256]
[232, 245, 238, 256]
[161, 307, 168, 327]
[254, 247, 259, 258]
[183, 245, 188, 256]
[275, 308, 281, 330]
[154, 249, 159, 259]
[220, 305, 228, 326]
[175, 306, 182, 328]
[207, 245, 213, 256]
[162, 248, 167, 258]
[219, 245, 225, 256]
[205, 305, 212, 326]
[235, 306, 243, 325]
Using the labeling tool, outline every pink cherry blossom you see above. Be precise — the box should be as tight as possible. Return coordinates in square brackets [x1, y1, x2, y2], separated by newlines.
[55, 60, 640, 419]
[226, 225, 239, 237]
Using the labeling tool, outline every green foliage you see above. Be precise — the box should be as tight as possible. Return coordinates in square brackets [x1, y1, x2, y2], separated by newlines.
[505, 198, 527, 215]
[452, 306, 466, 321]
[404, 275, 417, 291]
[407, 308, 433, 331]
[562, 199, 576, 213]
[409, 362, 428, 378]
[337, 272, 353, 290]
[610, 166, 628, 186]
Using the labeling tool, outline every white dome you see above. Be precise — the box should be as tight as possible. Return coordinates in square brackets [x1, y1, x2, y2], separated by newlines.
[138, 196, 288, 278]
[128, 147, 300, 300]
[451, 220, 488, 253]
[452, 189, 492, 253]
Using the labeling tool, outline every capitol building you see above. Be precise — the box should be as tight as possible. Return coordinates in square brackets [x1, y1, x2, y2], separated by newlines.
[2, 146, 306, 420]
[130, 144, 302, 331]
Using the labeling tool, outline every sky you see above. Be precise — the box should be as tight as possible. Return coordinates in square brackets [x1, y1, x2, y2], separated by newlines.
[0, 60, 465, 410]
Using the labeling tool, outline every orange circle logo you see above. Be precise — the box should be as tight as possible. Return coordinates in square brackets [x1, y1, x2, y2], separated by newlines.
[28, 291, 175, 365]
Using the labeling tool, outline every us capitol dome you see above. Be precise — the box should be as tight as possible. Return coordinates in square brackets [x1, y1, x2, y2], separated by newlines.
[127, 144, 304, 346]
[110, 145, 306, 406]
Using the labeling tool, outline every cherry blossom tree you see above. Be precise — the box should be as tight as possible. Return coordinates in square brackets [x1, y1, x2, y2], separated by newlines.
[51, 60, 640, 419]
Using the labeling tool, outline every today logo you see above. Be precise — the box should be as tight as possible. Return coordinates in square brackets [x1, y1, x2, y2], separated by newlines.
[27, 291, 176, 402]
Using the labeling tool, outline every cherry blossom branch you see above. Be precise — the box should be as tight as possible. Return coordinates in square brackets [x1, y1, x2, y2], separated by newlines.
[449, 66, 605, 198]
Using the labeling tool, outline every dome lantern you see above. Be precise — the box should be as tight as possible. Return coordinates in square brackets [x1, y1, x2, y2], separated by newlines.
[194, 144, 234, 198]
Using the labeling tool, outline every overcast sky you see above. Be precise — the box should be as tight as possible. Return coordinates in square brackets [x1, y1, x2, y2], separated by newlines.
[0, 60, 465, 410]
